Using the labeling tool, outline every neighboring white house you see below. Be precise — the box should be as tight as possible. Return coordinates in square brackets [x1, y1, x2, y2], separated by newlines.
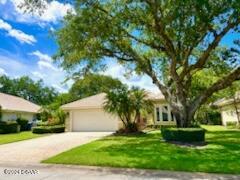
[214, 93, 240, 126]
[0, 92, 41, 122]
[61, 92, 176, 132]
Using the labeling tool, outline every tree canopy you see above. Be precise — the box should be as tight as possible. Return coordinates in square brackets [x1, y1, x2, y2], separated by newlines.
[0, 75, 58, 105]
[51, 0, 240, 127]
[69, 73, 125, 100]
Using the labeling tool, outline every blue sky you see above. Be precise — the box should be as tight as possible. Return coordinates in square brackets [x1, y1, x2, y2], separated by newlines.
[0, 0, 238, 93]
[0, 0, 159, 93]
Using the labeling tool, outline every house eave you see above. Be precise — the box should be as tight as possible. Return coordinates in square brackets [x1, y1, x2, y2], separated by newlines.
[1, 108, 39, 114]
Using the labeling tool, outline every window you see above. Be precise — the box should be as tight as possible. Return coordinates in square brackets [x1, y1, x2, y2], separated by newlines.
[162, 106, 168, 121]
[156, 107, 160, 121]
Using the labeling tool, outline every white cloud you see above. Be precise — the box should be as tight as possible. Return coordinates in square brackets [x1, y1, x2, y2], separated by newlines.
[102, 62, 159, 92]
[0, 0, 7, 4]
[29, 50, 61, 72]
[0, 67, 7, 76]
[31, 71, 45, 79]
[0, 19, 36, 44]
[0, 18, 11, 30]
[52, 84, 67, 93]
[30, 50, 52, 62]
[8, 29, 36, 44]
[38, 60, 59, 71]
[9, 0, 74, 25]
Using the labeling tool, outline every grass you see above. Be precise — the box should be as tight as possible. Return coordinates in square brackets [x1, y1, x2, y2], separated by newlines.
[43, 125, 240, 174]
[0, 131, 44, 145]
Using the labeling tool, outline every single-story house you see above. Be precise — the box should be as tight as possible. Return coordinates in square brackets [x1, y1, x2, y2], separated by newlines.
[0, 92, 40, 122]
[214, 93, 240, 126]
[61, 92, 176, 132]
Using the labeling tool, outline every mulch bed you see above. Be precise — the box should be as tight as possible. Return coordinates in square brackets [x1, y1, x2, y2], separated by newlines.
[161, 139, 208, 148]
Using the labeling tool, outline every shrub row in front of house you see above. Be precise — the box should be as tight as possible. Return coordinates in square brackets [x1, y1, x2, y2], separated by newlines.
[161, 127, 205, 142]
[0, 118, 31, 134]
[0, 121, 20, 134]
[32, 124, 65, 134]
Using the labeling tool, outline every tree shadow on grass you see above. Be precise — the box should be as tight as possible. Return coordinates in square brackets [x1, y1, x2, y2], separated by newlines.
[94, 130, 240, 174]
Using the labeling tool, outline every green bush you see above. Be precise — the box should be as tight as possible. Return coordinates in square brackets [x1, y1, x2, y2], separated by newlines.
[32, 125, 65, 134]
[0, 121, 20, 134]
[226, 121, 238, 129]
[36, 121, 49, 126]
[53, 109, 66, 124]
[16, 118, 29, 131]
[195, 106, 222, 125]
[37, 119, 61, 126]
[161, 127, 205, 142]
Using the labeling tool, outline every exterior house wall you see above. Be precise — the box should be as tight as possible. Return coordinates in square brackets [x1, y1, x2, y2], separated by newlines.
[220, 103, 240, 126]
[64, 113, 70, 132]
[2, 111, 36, 122]
[65, 108, 121, 132]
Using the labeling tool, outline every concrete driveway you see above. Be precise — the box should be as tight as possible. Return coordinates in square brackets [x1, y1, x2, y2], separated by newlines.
[0, 132, 112, 164]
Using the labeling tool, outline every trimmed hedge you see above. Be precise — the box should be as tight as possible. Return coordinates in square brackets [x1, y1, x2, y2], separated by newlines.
[0, 121, 20, 134]
[16, 118, 29, 131]
[161, 127, 205, 142]
[226, 121, 238, 128]
[32, 125, 65, 134]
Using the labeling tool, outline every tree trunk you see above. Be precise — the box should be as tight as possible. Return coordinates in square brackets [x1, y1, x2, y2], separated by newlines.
[171, 103, 196, 128]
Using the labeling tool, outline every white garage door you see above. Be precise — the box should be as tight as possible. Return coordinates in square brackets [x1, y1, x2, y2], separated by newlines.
[72, 109, 118, 132]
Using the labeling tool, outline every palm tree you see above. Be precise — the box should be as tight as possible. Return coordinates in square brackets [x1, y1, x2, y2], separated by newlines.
[104, 87, 153, 133]
[131, 87, 153, 124]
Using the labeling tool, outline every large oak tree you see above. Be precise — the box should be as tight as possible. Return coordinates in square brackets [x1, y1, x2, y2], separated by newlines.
[23, 0, 240, 127]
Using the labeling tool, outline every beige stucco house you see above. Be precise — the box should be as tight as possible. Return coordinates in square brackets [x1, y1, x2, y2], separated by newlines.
[214, 93, 240, 126]
[0, 92, 40, 122]
[61, 92, 176, 132]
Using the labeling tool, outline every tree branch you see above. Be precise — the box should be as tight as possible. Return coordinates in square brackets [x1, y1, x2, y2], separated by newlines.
[187, 18, 239, 74]
[94, 3, 167, 53]
[146, 0, 176, 58]
[191, 67, 240, 113]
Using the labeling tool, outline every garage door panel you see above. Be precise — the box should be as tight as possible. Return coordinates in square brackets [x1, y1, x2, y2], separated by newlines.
[72, 109, 118, 132]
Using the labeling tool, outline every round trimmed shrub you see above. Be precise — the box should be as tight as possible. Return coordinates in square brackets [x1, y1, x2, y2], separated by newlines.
[32, 125, 65, 134]
[16, 118, 29, 131]
[0, 121, 20, 134]
[161, 127, 205, 142]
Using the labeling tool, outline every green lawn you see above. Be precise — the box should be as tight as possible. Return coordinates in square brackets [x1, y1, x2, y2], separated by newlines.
[43, 125, 240, 174]
[0, 131, 44, 145]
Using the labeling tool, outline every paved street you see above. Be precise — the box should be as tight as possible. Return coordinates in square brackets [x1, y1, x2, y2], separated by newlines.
[0, 163, 239, 180]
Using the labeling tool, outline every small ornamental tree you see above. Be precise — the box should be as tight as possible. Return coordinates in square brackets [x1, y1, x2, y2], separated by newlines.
[104, 87, 153, 133]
